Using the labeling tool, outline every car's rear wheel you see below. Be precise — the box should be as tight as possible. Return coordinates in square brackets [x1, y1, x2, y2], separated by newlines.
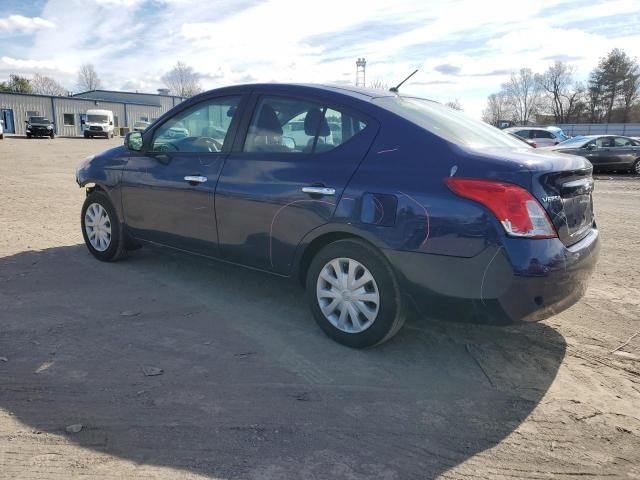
[81, 191, 127, 262]
[633, 159, 640, 175]
[306, 239, 405, 348]
[26, 133, 31, 138]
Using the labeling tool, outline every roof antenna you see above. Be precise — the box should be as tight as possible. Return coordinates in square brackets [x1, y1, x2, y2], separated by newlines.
[389, 69, 419, 93]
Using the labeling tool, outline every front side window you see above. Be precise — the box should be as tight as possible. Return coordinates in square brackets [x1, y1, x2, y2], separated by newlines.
[151, 96, 240, 153]
[594, 137, 613, 148]
[514, 130, 530, 139]
[244, 96, 368, 154]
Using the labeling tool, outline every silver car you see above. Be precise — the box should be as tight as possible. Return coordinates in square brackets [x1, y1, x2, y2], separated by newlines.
[504, 126, 569, 147]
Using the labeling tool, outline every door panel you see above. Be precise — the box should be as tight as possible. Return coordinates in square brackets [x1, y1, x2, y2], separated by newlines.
[120, 94, 244, 256]
[216, 94, 378, 274]
[121, 153, 222, 255]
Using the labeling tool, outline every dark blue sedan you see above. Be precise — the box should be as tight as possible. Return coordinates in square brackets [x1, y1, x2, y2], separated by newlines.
[76, 84, 599, 348]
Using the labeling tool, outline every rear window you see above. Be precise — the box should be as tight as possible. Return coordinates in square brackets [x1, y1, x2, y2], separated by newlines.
[375, 97, 524, 149]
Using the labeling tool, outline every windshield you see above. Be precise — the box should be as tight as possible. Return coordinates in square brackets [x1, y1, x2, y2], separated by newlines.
[549, 128, 569, 142]
[374, 97, 526, 149]
[29, 117, 49, 123]
[87, 115, 108, 123]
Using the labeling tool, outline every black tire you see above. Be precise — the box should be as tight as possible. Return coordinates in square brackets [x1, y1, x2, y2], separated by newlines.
[81, 191, 127, 262]
[50, 132, 55, 139]
[26, 134, 32, 138]
[0, 133, 3, 140]
[632, 159, 640, 176]
[84, 132, 89, 138]
[305, 239, 405, 348]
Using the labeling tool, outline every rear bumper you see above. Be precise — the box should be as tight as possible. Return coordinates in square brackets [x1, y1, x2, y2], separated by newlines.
[385, 227, 599, 324]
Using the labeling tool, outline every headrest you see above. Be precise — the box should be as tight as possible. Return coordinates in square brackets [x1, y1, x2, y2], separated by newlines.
[304, 108, 330, 136]
[255, 104, 282, 135]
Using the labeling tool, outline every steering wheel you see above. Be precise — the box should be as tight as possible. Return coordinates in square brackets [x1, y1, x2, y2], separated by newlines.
[155, 142, 178, 152]
[192, 136, 223, 152]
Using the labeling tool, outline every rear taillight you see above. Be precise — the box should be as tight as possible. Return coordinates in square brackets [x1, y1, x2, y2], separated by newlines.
[445, 178, 557, 239]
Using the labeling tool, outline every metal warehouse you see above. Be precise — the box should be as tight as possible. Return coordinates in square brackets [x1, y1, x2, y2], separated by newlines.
[0, 89, 184, 137]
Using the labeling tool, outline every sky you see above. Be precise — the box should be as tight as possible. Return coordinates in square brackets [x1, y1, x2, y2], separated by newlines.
[1, 0, 640, 118]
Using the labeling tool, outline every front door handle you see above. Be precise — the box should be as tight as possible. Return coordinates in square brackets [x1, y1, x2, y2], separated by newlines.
[302, 186, 336, 196]
[184, 175, 207, 184]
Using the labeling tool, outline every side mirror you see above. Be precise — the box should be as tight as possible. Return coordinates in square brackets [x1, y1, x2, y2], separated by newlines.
[125, 131, 143, 151]
[282, 136, 296, 150]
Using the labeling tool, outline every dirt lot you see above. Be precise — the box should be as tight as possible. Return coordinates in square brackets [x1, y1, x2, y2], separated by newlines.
[1, 137, 639, 479]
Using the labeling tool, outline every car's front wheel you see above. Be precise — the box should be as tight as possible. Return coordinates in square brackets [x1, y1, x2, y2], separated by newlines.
[81, 191, 127, 262]
[306, 239, 405, 348]
[633, 159, 640, 175]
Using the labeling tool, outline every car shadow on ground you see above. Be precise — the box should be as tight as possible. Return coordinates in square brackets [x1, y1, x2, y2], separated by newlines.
[0, 244, 566, 479]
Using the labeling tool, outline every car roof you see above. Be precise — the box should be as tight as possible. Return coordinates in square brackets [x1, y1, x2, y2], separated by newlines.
[506, 126, 559, 131]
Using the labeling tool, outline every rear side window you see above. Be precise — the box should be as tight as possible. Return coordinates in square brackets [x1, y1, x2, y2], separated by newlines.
[613, 137, 633, 147]
[243, 96, 368, 154]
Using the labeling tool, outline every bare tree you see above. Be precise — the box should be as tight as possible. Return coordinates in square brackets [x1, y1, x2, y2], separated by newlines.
[482, 92, 513, 126]
[536, 61, 575, 123]
[162, 61, 202, 97]
[31, 73, 66, 96]
[368, 79, 389, 90]
[77, 64, 101, 91]
[502, 68, 541, 124]
[445, 99, 463, 111]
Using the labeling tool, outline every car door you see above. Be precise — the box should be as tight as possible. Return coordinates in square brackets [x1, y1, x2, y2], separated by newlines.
[215, 93, 378, 274]
[532, 129, 556, 147]
[584, 137, 616, 169]
[610, 137, 638, 169]
[120, 94, 246, 256]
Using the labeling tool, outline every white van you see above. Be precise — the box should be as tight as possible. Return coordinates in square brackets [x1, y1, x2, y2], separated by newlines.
[84, 109, 115, 138]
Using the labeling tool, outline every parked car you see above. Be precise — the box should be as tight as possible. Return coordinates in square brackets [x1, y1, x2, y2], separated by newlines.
[508, 132, 536, 148]
[76, 84, 599, 348]
[504, 126, 569, 147]
[0, 119, 3, 139]
[132, 121, 150, 132]
[548, 135, 640, 174]
[25, 116, 55, 138]
[84, 109, 115, 138]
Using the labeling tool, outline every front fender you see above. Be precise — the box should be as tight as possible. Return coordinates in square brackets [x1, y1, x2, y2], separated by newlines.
[76, 146, 129, 219]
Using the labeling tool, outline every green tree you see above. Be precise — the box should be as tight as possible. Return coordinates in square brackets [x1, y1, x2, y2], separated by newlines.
[0, 74, 33, 93]
[589, 49, 639, 123]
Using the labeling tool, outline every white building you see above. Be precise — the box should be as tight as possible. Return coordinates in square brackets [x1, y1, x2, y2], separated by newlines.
[0, 89, 185, 137]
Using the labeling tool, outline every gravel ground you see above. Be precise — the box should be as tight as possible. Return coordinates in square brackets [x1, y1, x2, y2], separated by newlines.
[0, 137, 639, 479]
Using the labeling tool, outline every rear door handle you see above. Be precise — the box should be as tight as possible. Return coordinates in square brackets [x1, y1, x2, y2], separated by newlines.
[184, 175, 207, 184]
[302, 186, 336, 196]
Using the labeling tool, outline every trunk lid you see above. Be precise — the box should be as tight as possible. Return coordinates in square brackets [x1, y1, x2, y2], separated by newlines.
[535, 162, 594, 246]
[461, 147, 595, 246]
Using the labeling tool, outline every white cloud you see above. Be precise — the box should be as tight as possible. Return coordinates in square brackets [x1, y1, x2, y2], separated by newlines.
[0, 15, 55, 33]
